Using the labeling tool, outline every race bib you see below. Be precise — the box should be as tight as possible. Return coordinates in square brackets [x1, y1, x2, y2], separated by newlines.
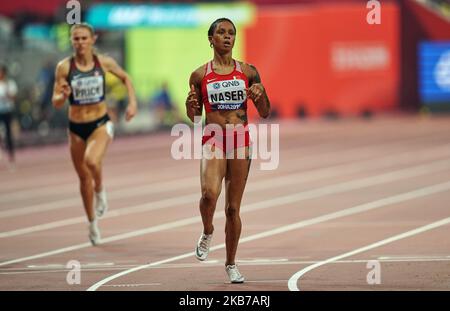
[71, 75, 104, 105]
[207, 79, 247, 110]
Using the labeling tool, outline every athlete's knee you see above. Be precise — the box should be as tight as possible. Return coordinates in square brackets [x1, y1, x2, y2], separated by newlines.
[225, 203, 240, 218]
[201, 187, 220, 205]
[77, 171, 92, 185]
[84, 155, 100, 172]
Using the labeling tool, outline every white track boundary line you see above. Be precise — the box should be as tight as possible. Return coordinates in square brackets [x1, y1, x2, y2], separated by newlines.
[0, 138, 309, 201]
[86, 180, 450, 291]
[2, 144, 450, 236]
[2, 257, 450, 276]
[1, 122, 447, 193]
[287, 217, 450, 291]
[1, 133, 446, 207]
[1, 161, 450, 267]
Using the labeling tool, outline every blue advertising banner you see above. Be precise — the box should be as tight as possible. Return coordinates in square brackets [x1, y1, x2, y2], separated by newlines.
[419, 42, 450, 104]
[86, 3, 255, 29]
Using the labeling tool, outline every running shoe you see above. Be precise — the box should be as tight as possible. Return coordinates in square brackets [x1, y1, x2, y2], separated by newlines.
[89, 219, 101, 246]
[195, 233, 213, 261]
[95, 187, 108, 218]
[225, 264, 245, 283]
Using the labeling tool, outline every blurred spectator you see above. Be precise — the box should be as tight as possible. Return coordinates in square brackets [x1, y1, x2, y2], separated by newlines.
[37, 60, 56, 121]
[0, 64, 18, 165]
[149, 81, 181, 129]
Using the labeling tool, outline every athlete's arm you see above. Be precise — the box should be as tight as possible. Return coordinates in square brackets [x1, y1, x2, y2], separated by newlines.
[100, 55, 137, 122]
[245, 63, 271, 119]
[52, 59, 71, 109]
[186, 69, 203, 123]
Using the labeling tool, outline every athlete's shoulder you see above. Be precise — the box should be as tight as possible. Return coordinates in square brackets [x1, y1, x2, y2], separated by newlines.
[96, 53, 112, 63]
[56, 57, 71, 67]
[190, 64, 206, 84]
[193, 63, 207, 76]
[96, 53, 116, 68]
[55, 57, 71, 75]
[238, 61, 257, 75]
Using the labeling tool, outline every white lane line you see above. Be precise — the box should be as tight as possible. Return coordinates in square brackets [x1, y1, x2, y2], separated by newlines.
[0, 136, 174, 184]
[0, 171, 193, 204]
[2, 159, 450, 267]
[86, 180, 450, 291]
[287, 217, 450, 291]
[3, 258, 450, 276]
[2, 144, 450, 236]
[1, 123, 447, 194]
[235, 280, 288, 284]
[0, 176, 197, 218]
[86, 253, 199, 291]
[102, 283, 161, 287]
[0, 193, 198, 238]
[1, 131, 443, 199]
[0, 143, 362, 208]
[0, 217, 200, 267]
[1, 134, 446, 212]
[377, 255, 450, 260]
[238, 259, 289, 263]
[26, 262, 115, 268]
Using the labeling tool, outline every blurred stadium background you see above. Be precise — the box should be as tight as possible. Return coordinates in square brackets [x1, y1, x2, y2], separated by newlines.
[1, 1, 450, 292]
[0, 0, 449, 149]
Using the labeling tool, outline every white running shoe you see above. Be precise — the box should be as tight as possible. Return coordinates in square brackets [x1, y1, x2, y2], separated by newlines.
[89, 219, 101, 246]
[225, 264, 245, 283]
[95, 187, 108, 218]
[195, 233, 213, 261]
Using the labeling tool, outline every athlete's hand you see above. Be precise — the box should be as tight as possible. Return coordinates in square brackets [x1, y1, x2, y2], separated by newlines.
[187, 84, 201, 111]
[247, 83, 265, 103]
[125, 100, 138, 122]
[60, 81, 72, 99]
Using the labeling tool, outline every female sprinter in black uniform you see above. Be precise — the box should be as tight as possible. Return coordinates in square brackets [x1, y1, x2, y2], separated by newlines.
[186, 18, 270, 283]
[52, 23, 137, 245]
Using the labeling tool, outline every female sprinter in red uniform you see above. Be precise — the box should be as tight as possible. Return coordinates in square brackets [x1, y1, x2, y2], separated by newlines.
[52, 23, 137, 245]
[186, 18, 270, 283]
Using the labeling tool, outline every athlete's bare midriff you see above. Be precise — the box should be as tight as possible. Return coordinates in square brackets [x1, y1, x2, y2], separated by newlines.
[205, 109, 248, 128]
[69, 101, 108, 123]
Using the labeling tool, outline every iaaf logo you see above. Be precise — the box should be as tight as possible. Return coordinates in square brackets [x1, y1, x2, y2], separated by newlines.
[170, 116, 279, 170]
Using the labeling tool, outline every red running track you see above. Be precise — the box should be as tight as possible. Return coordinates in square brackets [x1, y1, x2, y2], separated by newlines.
[0, 115, 449, 291]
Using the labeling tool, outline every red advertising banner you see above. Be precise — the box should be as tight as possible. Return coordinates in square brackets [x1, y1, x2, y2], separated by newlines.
[245, 2, 400, 118]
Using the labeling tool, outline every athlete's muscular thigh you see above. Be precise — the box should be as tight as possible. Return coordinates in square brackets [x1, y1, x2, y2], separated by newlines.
[201, 145, 227, 201]
[225, 146, 251, 205]
[85, 125, 111, 165]
[69, 132, 90, 178]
